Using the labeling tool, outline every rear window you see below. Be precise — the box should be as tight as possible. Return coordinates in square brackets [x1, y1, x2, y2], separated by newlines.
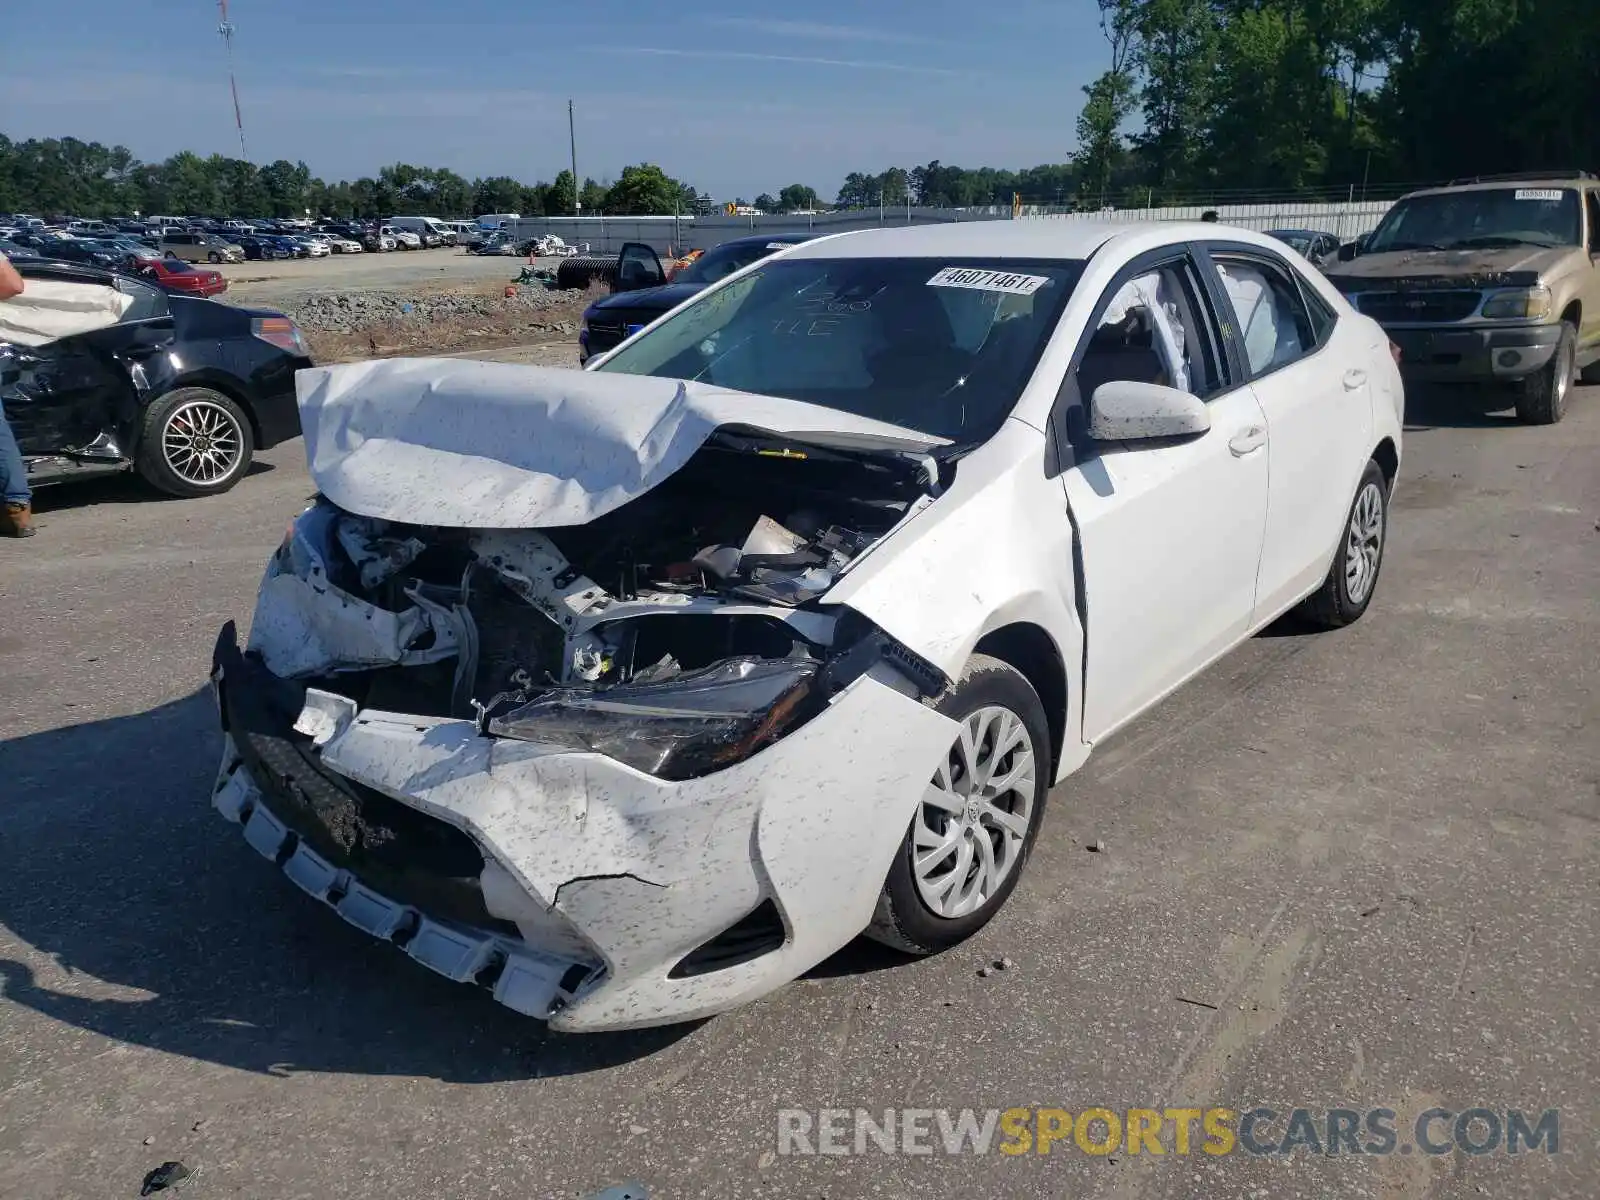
[678, 240, 800, 285]
[594, 256, 1083, 443]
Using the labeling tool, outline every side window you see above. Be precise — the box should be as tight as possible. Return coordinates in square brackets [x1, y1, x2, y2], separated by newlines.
[1075, 256, 1227, 404]
[1212, 255, 1317, 377]
[1586, 190, 1600, 252]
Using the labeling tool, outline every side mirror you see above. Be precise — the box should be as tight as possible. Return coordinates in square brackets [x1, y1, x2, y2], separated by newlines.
[1088, 380, 1210, 443]
[1337, 242, 1358, 262]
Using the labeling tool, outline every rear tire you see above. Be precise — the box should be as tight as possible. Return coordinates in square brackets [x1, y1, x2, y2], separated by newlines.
[1514, 322, 1575, 425]
[865, 654, 1050, 955]
[135, 387, 255, 498]
[1579, 358, 1600, 385]
[1297, 459, 1389, 630]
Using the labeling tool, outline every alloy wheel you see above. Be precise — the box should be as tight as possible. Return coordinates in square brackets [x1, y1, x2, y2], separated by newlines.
[912, 705, 1037, 919]
[1344, 480, 1385, 605]
[162, 398, 244, 487]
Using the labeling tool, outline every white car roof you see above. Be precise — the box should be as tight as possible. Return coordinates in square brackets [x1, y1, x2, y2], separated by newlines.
[782, 219, 1293, 263]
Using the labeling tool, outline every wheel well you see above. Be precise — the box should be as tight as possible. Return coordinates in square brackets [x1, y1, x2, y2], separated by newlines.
[973, 623, 1068, 779]
[1560, 300, 1580, 329]
[1372, 437, 1399, 492]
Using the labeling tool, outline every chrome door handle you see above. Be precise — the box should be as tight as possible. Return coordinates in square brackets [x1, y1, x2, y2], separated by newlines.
[1344, 368, 1368, 390]
[1229, 425, 1267, 456]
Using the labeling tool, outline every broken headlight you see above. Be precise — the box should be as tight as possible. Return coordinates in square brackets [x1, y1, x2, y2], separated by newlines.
[487, 657, 818, 781]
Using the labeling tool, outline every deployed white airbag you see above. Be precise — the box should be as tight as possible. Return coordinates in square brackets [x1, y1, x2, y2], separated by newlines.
[296, 358, 946, 529]
[0, 278, 134, 347]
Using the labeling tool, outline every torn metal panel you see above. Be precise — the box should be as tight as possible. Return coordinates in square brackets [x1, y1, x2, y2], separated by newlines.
[295, 358, 948, 529]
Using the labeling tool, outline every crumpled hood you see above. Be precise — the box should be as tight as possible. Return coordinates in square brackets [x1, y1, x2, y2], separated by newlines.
[296, 358, 948, 528]
[1326, 244, 1569, 288]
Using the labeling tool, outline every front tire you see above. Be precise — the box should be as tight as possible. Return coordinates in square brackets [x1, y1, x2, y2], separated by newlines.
[1298, 459, 1388, 630]
[208, 251, 222, 264]
[135, 387, 255, 498]
[1515, 322, 1575, 425]
[866, 654, 1050, 955]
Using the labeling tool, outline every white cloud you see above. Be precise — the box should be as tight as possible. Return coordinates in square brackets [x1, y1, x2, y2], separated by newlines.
[698, 16, 944, 45]
[604, 46, 970, 76]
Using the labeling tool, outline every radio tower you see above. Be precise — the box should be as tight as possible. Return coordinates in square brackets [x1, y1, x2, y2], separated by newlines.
[217, 0, 248, 159]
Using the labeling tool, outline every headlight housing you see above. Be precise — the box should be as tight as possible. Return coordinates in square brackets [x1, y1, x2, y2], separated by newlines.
[489, 657, 818, 780]
[1480, 286, 1553, 320]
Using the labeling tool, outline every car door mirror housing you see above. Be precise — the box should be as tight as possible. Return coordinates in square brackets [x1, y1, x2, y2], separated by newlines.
[1337, 242, 1358, 262]
[1088, 380, 1211, 442]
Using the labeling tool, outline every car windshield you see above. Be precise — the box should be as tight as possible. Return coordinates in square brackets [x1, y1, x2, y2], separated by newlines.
[1366, 187, 1581, 252]
[677, 240, 800, 286]
[594, 256, 1083, 443]
[1271, 232, 1315, 254]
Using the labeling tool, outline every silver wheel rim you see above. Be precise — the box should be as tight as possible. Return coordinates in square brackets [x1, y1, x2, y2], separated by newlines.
[913, 705, 1037, 919]
[1345, 481, 1385, 605]
[162, 399, 244, 486]
[1555, 340, 1573, 410]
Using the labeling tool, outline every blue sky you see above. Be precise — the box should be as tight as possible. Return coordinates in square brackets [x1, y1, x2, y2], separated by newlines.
[4, 0, 1111, 199]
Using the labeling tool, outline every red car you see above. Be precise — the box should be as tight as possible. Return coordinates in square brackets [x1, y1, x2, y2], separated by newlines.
[139, 258, 228, 297]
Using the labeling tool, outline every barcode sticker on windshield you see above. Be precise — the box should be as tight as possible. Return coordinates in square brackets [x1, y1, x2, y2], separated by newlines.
[766, 242, 798, 250]
[1515, 189, 1563, 201]
[927, 267, 1049, 295]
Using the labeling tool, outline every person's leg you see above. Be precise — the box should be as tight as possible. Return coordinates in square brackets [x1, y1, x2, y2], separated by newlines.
[0, 396, 35, 537]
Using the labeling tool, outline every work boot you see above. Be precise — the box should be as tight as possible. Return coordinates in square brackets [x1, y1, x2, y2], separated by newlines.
[1, 501, 35, 538]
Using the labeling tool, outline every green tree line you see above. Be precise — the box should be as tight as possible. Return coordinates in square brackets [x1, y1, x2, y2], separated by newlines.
[0, 139, 701, 220]
[834, 0, 1599, 209]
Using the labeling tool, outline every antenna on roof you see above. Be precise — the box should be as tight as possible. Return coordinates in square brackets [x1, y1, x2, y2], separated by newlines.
[217, 0, 248, 160]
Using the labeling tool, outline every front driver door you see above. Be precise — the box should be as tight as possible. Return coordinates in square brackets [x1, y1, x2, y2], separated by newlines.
[616, 242, 665, 293]
[1057, 247, 1271, 742]
[3, 266, 172, 461]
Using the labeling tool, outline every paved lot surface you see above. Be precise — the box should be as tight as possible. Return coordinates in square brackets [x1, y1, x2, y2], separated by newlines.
[221, 247, 536, 307]
[1, 376, 1596, 1199]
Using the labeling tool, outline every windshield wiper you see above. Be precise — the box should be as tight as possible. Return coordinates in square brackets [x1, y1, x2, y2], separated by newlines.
[1380, 241, 1450, 252]
[1450, 235, 1561, 249]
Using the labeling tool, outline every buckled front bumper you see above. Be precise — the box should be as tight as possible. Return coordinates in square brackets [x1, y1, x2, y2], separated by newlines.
[209, 623, 957, 1032]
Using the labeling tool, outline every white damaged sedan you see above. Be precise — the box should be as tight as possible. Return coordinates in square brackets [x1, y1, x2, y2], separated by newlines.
[210, 221, 1403, 1031]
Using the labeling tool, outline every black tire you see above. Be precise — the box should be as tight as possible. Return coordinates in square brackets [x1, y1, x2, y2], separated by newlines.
[135, 387, 256, 498]
[164, 250, 178, 259]
[1297, 459, 1389, 630]
[1514, 322, 1575, 425]
[207, 251, 221, 264]
[865, 654, 1051, 955]
[1579, 359, 1600, 386]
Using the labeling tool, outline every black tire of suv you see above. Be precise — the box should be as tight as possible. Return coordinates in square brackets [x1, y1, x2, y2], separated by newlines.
[1514, 321, 1575, 425]
[1580, 359, 1600, 386]
[865, 654, 1051, 956]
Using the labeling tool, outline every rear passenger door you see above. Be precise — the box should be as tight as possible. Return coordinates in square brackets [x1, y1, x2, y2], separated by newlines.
[1195, 243, 1374, 620]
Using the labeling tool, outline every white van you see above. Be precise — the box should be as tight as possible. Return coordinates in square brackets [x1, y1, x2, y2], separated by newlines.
[386, 216, 451, 244]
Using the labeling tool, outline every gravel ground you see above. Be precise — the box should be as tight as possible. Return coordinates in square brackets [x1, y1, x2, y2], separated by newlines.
[220, 247, 535, 309]
[217, 253, 595, 362]
[1, 383, 1596, 1199]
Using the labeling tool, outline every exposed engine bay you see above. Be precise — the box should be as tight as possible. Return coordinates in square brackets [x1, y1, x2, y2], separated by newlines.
[250, 433, 950, 782]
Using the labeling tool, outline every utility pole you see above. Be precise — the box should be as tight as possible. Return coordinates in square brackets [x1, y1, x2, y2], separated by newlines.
[217, 0, 247, 159]
[568, 100, 579, 216]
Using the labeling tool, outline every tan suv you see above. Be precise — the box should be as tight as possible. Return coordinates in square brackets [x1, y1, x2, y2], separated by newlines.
[158, 230, 244, 265]
[1325, 171, 1600, 424]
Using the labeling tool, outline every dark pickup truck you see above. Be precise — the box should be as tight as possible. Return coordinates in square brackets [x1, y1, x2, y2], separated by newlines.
[574, 234, 815, 365]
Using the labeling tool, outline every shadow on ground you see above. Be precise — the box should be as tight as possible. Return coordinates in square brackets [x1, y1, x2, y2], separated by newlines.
[1402, 384, 1527, 431]
[0, 688, 696, 1082]
[29, 460, 276, 514]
